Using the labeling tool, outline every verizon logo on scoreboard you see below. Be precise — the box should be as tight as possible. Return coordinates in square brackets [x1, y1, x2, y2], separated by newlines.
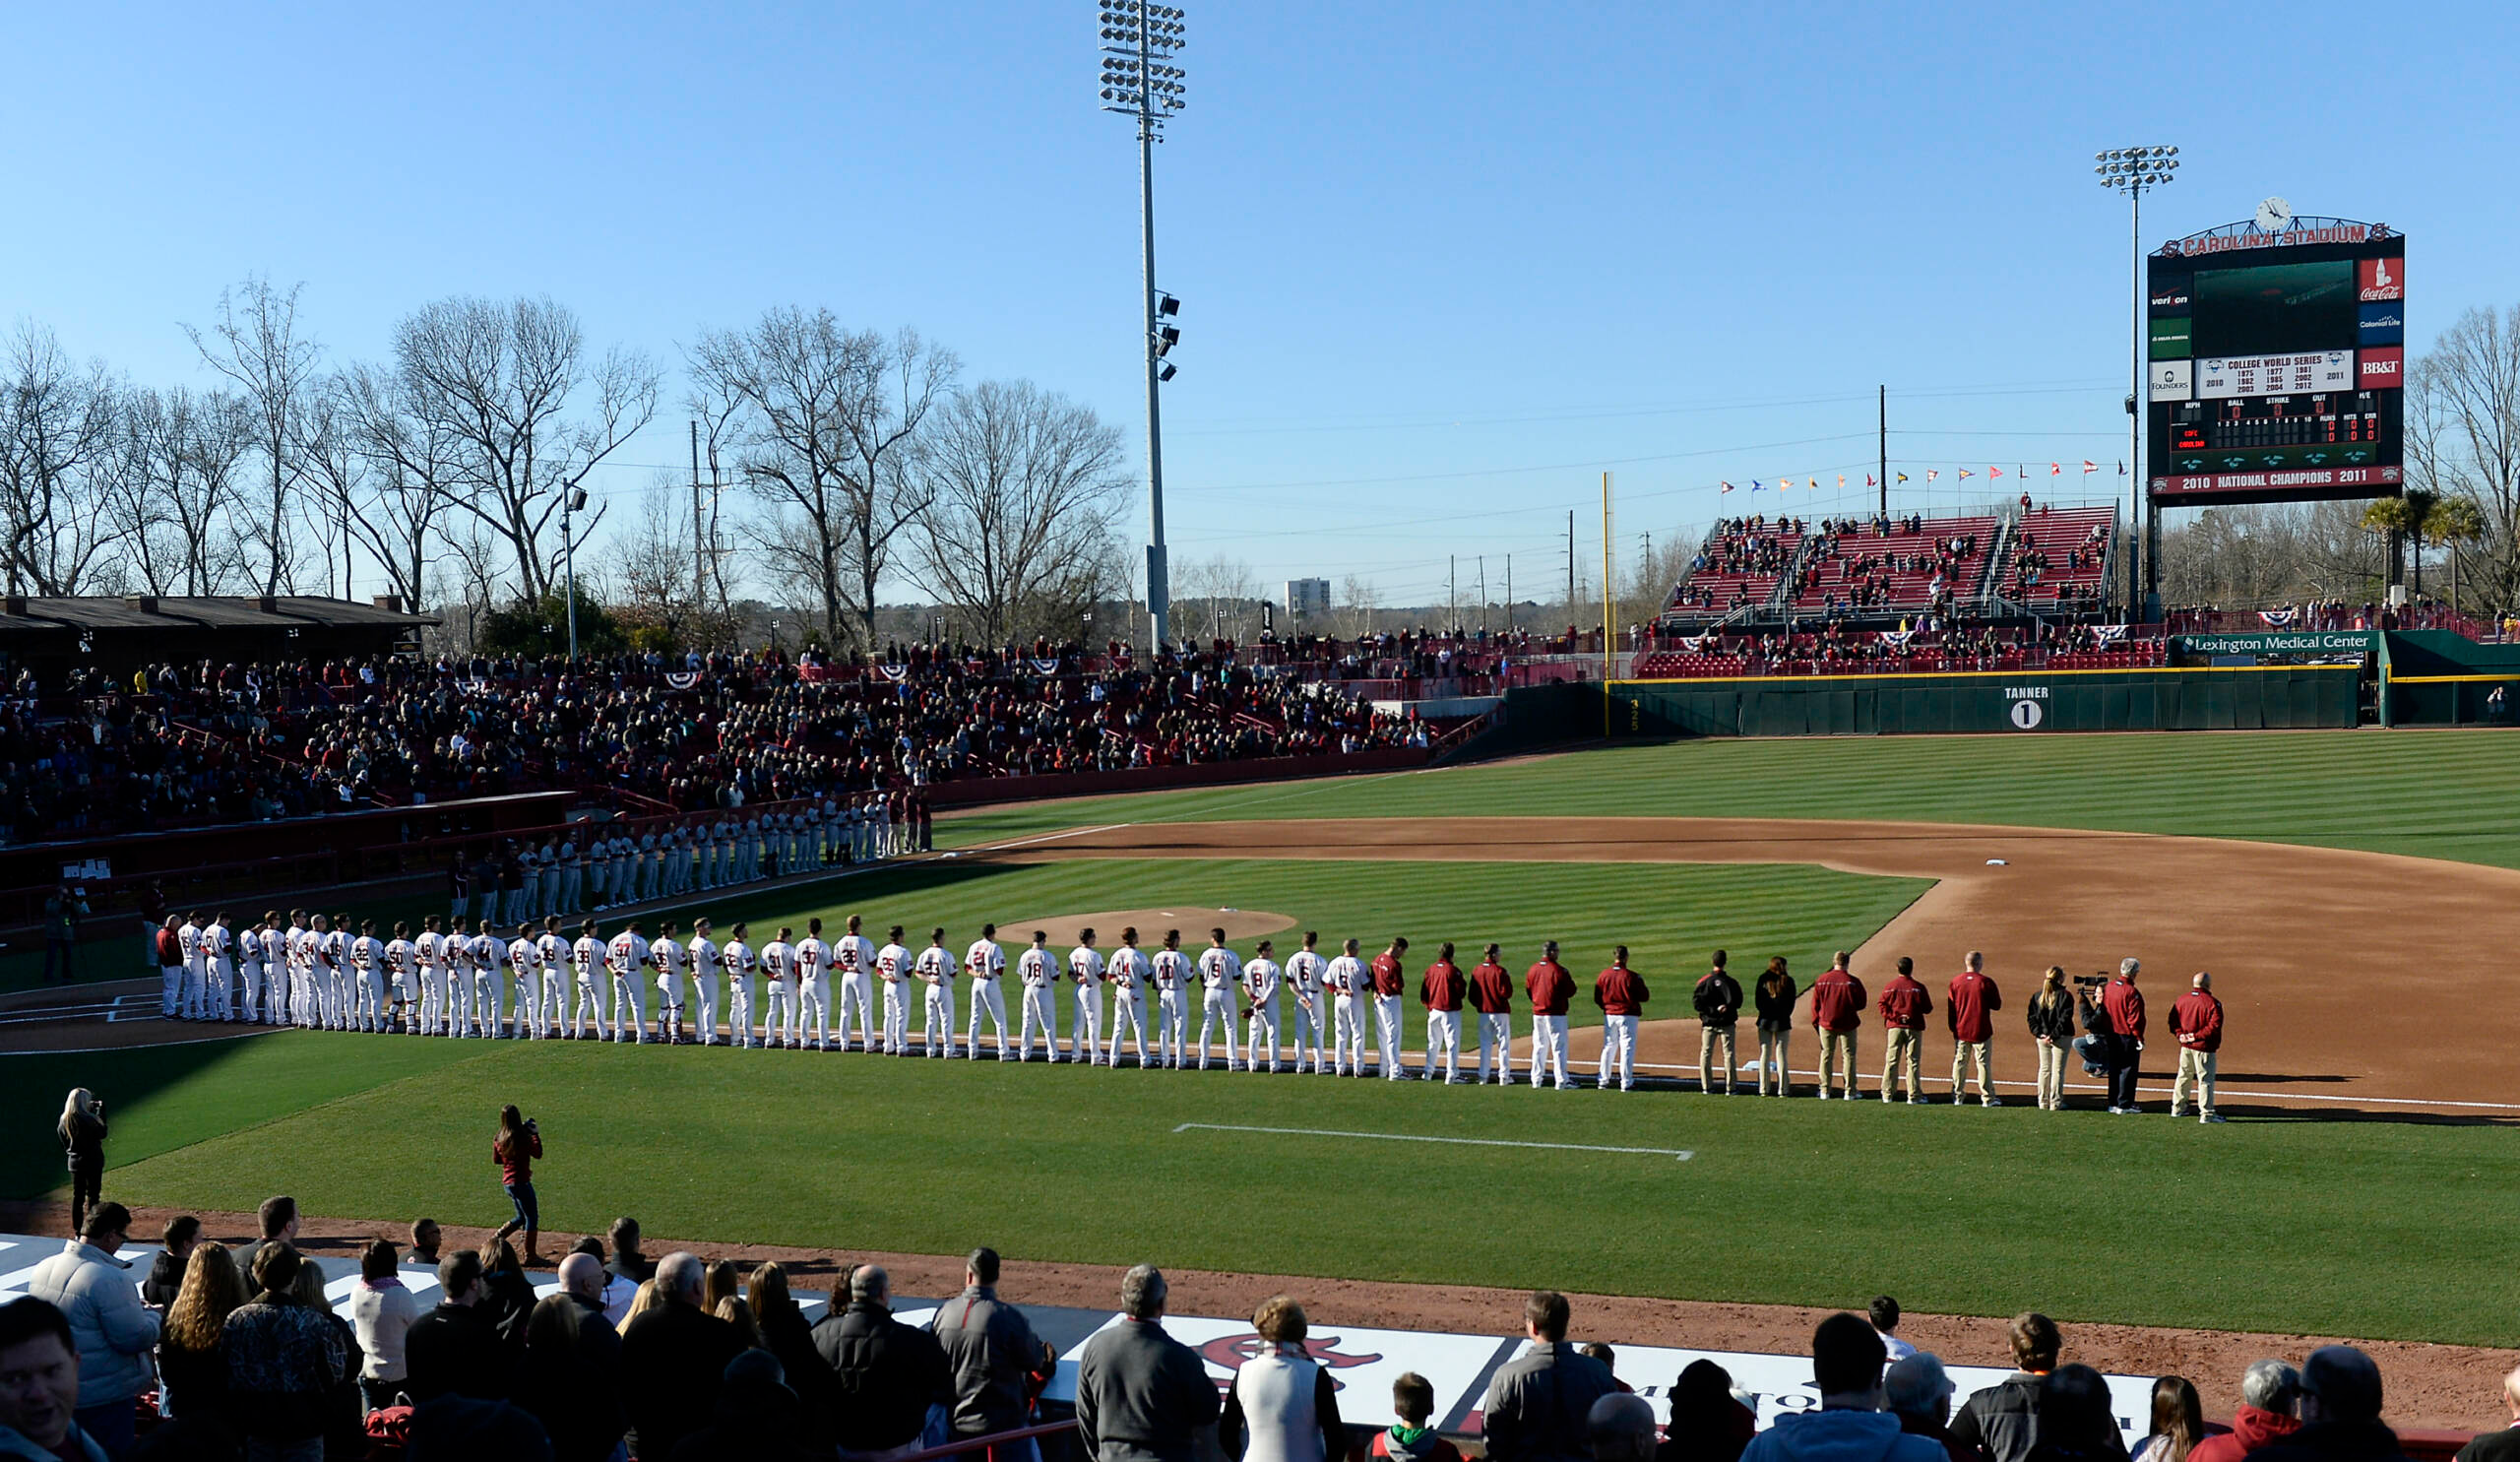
[2197, 351, 2353, 400]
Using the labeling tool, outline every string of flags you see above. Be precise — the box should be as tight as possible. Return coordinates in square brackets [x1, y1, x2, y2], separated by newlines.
[1719, 461, 2127, 494]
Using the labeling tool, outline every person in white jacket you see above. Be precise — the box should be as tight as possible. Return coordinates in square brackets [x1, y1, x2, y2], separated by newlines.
[346, 1240, 419, 1412]
[24, 1203, 157, 1457]
[1218, 1295, 1344, 1462]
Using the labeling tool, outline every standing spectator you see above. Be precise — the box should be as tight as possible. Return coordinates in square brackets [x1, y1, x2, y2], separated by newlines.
[622, 1253, 741, 1462]
[347, 1239, 418, 1412]
[141, 1215, 200, 1309]
[747, 1264, 826, 1435]
[1811, 953, 1866, 1100]
[284, 1253, 368, 1461]
[236, 1196, 299, 1283]
[668, 1349, 819, 1462]
[42, 884, 87, 985]
[2103, 959, 2147, 1114]
[1692, 952, 1742, 1096]
[2452, 1367, 2520, 1462]
[1219, 1295, 1344, 1462]
[1877, 958, 1932, 1105]
[2187, 1362, 2300, 1462]
[2170, 974, 2226, 1123]
[1737, 1313, 1942, 1462]
[478, 1241, 540, 1349]
[406, 1219, 443, 1269]
[221, 1243, 350, 1462]
[605, 1219, 655, 1287]
[1590, 1394, 1659, 1462]
[2132, 1378, 2222, 1462]
[2026, 969, 2077, 1112]
[404, 1250, 509, 1405]
[1659, 1360, 1754, 1462]
[25, 1202, 155, 1457]
[1945, 952, 2002, 1108]
[156, 1241, 247, 1423]
[931, 1248, 1052, 1462]
[814, 1263, 950, 1462]
[1592, 947, 1649, 1093]
[1886, 1353, 1976, 1462]
[54, 1091, 106, 1239]
[491, 1107, 544, 1265]
[1073, 1264, 1219, 1462]
[1950, 1313, 2064, 1462]
[2025, 1367, 2130, 1462]
[1481, 1292, 1616, 1462]
[2249, 1348, 2408, 1462]
[1753, 957, 1796, 1098]
[1871, 1298, 1916, 1362]
[0, 1297, 110, 1462]
[518, 1255, 628, 1462]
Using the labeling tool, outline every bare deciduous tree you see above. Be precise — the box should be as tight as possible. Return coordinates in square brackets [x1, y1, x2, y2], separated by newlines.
[907, 380, 1127, 645]
[186, 277, 323, 595]
[0, 324, 122, 596]
[2408, 305, 2520, 609]
[1172, 552, 1262, 644]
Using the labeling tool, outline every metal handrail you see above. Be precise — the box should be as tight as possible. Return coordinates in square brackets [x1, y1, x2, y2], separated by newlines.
[896, 1419, 1080, 1462]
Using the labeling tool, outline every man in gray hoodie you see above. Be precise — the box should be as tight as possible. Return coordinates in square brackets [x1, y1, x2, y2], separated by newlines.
[1738, 1313, 1947, 1462]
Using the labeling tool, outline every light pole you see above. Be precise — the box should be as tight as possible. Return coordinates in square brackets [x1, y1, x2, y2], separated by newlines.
[1099, 0, 1186, 651]
[560, 482, 589, 659]
[2096, 144, 2177, 624]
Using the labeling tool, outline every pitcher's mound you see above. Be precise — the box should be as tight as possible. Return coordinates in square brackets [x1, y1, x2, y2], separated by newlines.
[990, 908, 1295, 949]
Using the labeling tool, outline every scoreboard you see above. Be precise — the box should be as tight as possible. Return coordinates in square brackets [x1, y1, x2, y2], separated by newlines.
[2146, 220, 2404, 507]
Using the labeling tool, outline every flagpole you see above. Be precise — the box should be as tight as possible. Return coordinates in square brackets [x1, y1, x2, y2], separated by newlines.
[1878, 385, 1888, 516]
[1601, 471, 1613, 738]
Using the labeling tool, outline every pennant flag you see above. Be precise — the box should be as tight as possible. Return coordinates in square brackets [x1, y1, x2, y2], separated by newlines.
[1779, 477, 1793, 490]
[1836, 475, 1846, 489]
[2117, 460, 2128, 476]
[1750, 479, 1764, 491]
[1721, 480, 1735, 493]
[1957, 469, 1973, 480]
[1989, 466, 2004, 478]
[2082, 460, 2098, 475]
[1865, 475, 1876, 488]
[2049, 462, 2062, 477]
[1896, 473, 1909, 484]
[1926, 470, 1939, 482]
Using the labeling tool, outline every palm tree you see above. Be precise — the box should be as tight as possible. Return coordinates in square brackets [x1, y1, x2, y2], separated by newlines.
[2426, 496, 2488, 613]
[2362, 489, 2441, 597]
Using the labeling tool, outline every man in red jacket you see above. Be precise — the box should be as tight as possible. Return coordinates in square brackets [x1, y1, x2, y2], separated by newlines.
[1418, 942, 1468, 1084]
[1877, 956, 1932, 1105]
[1592, 947, 1650, 1092]
[2169, 971, 2225, 1123]
[1946, 951, 2003, 1108]
[1525, 942, 1575, 1091]
[2186, 1360, 2300, 1462]
[1809, 951, 1866, 1099]
[2103, 958, 2147, 1113]
[1468, 944, 1515, 1087]
[1370, 937, 1411, 1081]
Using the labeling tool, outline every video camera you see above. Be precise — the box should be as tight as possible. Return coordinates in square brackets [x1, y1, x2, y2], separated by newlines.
[2070, 973, 2110, 992]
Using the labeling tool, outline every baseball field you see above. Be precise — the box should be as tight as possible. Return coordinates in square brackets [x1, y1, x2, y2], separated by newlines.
[9, 729, 2520, 1355]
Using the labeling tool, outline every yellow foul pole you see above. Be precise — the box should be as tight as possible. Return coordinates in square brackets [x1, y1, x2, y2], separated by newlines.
[1602, 471, 1613, 738]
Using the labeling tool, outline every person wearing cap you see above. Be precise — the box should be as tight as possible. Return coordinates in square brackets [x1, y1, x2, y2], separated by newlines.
[1886, 1353, 1975, 1462]
[2169, 973, 2226, 1123]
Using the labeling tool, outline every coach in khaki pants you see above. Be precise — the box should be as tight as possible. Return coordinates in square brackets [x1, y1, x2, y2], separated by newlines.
[1945, 951, 2003, 1107]
[1876, 956, 1931, 1103]
[2169, 971, 2226, 1122]
[1808, 953, 1865, 1098]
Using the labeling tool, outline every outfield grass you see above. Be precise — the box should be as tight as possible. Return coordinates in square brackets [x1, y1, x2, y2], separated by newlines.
[937, 730, 2520, 870]
[70, 1031, 2520, 1348]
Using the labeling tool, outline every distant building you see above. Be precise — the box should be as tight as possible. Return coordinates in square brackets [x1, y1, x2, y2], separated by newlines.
[0, 595, 438, 680]
[1285, 578, 1331, 617]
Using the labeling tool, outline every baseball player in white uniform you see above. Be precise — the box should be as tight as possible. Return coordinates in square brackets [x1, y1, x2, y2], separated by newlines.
[686, 919, 722, 1046]
[506, 922, 546, 1040]
[1151, 932, 1192, 1069]
[795, 918, 833, 1051]
[1105, 928, 1152, 1069]
[1015, 931, 1060, 1061]
[204, 915, 236, 1021]
[605, 922, 651, 1043]
[1285, 932, 1327, 1073]
[914, 927, 957, 1057]
[385, 922, 418, 1034]
[411, 918, 444, 1035]
[468, 920, 502, 1039]
[350, 921, 385, 1034]
[651, 922, 687, 1045]
[302, 915, 333, 1030]
[323, 915, 354, 1032]
[965, 923, 1010, 1060]
[720, 922, 756, 1048]
[1325, 938, 1369, 1077]
[1242, 939, 1283, 1073]
[870, 925, 908, 1054]
[1067, 928, 1104, 1064]
[535, 920, 570, 1037]
[569, 922, 607, 1041]
[1195, 930, 1243, 1071]
[238, 916, 271, 1025]
[1473, 943, 1515, 1085]
[760, 928, 798, 1049]
[175, 914, 204, 1021]
[833, 915, 875, 1053]
[282, 914, 309, 1028]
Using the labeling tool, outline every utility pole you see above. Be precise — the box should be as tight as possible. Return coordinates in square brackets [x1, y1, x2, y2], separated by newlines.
[1566, 510, 1575, 612]
[1504, 554, 1512, 633]
[1448, 554, 1456, 636]
[1478, 555, 1487, 634]
[1100, 1, 1188, 650]
[1878, 384, 1888, 515]
[690, 421, 706, 621]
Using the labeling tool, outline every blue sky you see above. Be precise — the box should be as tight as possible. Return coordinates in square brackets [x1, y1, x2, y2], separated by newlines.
[7, 0, 2516, 610]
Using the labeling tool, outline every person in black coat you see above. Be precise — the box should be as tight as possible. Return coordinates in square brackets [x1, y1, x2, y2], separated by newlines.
[619, 1252, 743, 1462]
[668, 1351, 818, 1462]
[405, 1251, 513, 1405]
[518, 1257, 628, 1462]
[2251, 1349, 2413, 1462]
[2453, 1366, 2520, 1462]
[478, 1240, 538, 1350]
[810, 1264, 952, 1456]
[142, 1216, 201, 1308]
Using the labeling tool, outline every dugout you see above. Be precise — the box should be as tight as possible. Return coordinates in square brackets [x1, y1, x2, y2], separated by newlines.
[0, 594, 437, 680]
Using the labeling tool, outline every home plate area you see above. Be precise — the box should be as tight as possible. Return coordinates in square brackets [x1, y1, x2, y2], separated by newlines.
[0, 1231, 2153, 1443]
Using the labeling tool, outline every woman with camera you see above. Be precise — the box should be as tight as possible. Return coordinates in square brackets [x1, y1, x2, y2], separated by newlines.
[492, 1105, 546, 1266]
[56, 1089, 107, 1235]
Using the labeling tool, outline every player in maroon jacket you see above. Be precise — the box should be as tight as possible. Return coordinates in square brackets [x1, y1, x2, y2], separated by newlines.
[1945, 950, 2003, 1107]
[1876, 956, 1932, 1105]
[1369, 937, 1411, 1081]
[2103, 958, 2148, 1113]
[1593, 948, 1651, 1093]
[1525, 941, 1575, 1090]
[1808, 951, 1866, 1099]
[1418, 942, 1468, 1083]
[2169, 971, 2225, 1122]
[1468, 943, 1516, 1086]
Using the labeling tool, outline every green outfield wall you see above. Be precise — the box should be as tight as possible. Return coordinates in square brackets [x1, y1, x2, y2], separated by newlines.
[2380, 631, 2520, 727]
[1496, 666, 2360, 742]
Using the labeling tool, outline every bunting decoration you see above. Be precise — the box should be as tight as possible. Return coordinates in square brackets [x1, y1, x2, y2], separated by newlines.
[2091, 624, 2129, 646]
[2258, 607, 2300, 627]
[665, 671, 700, 689]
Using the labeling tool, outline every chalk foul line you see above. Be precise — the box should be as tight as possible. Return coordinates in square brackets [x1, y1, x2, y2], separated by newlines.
[1173, 1122, 1692, 1161]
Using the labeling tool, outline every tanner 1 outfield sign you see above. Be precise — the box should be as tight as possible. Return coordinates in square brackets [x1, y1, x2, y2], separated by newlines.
[2175, 631, 2374, 656]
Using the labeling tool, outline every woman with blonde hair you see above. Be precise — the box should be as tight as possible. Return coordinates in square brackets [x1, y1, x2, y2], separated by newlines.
[703, 1258, 742, 1317]
[748, 1261, 822, 1407]
[716, 1295, 764, 1350]
[1220, 1294, 1345, 1462]
[620, 1278, 661, 1325]
[158, 1241, 248, 1420]
[57, 1088, 107, 1234]
[291, 1253, 369, 1455]
[2027, 967, 2078, 1111]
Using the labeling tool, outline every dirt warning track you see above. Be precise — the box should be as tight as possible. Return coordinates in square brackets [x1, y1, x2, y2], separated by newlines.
[977, 817, 2520, 1115]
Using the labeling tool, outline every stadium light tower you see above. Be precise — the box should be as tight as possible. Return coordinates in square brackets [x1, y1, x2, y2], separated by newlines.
[1100, 1, 1187, 650]
[2097, 144, 2177, 624]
